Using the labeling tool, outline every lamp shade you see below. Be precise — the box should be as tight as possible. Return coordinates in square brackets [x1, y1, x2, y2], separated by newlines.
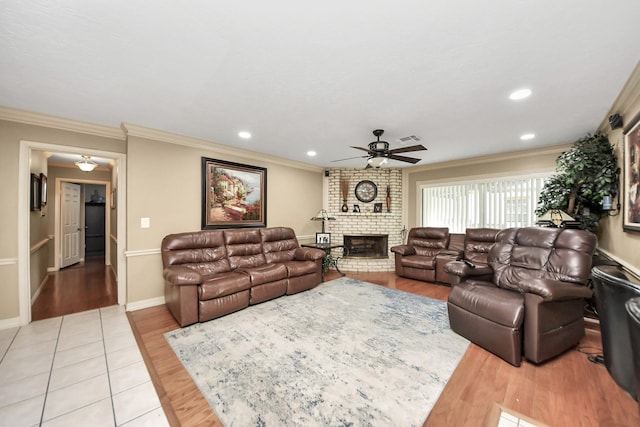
[536, 209, 575, 227]
[310, 209, 335, 221]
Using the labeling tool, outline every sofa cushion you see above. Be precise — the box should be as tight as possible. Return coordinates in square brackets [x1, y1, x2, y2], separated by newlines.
[449, 280, 524, 328]
[199, 272, 252, 301]
[241, 263, 288, 286]
[261, 227, 298, 263]
[407, 227, 449, 257]
[224, 229, 266, 269]
[161, 230, 231, 275]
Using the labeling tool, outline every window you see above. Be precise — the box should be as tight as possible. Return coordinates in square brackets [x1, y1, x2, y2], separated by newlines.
[420, 174, 550, 233]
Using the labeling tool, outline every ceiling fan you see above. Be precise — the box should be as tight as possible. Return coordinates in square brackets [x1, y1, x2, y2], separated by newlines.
[332, 129, 427, 168]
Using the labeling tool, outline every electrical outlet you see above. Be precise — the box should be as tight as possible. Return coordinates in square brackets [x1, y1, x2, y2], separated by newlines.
[141, 217, 150, 228]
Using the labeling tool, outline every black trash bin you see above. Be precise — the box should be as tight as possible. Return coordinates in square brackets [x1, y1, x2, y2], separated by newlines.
[592, 265, 640, 400]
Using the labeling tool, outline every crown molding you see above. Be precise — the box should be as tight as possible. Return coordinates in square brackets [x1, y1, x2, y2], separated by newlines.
[121, 122, 324, 173]
[598, 60, 640, 132]
[0, 106, 125, 140]
[405, 143, 572, 173]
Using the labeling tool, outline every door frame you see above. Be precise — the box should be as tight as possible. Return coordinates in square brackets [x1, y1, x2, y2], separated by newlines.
[19, 140, 127, 325]
[55, 179, 111, 270]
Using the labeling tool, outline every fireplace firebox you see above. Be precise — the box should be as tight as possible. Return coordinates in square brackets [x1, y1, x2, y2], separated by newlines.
[343, 235, 388, 259]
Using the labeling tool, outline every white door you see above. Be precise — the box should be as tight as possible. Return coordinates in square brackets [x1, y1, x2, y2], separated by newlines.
[61, 182, 81, 268]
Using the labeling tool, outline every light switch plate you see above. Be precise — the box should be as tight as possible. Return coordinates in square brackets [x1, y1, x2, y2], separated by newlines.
[141, 217, 150, 228]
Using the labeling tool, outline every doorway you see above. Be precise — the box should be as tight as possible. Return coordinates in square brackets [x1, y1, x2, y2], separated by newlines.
[18, 141, 127, 325]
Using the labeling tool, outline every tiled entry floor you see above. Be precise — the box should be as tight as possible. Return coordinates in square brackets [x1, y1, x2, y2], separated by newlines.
[0, 306, 169, 426]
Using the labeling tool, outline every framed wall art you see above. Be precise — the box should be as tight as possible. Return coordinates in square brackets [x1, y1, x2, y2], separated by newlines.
[202, 157, 267, 229]
[40, 173, 47, 208]
[623, 113, 640, 232]
[316, 232, 331, 245]
[30, 173, 41, 211]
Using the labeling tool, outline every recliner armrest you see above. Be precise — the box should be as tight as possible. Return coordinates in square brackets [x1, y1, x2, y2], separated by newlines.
[437, 250, 462, 258]
[294, 247, 325, 261]
[445, 261, 493, 279]
[390, 245, 416, 256]
[163, 266, 203, 286]
[519, 278, 593, 301]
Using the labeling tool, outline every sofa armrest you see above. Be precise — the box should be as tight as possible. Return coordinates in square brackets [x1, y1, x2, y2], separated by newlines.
[294, 247, 326, 261]
[437, 250, 462, 259]
[519, 278, 593, 301]
[163, 266, 203, 286]
[445, 261, 493, 280]
[390, 245, 416, 256]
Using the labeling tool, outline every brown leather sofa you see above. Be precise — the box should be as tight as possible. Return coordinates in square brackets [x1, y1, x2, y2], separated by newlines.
[161, 227, 325, 326]
[445, 227, 596, 366]
[390, 227, 462, 283]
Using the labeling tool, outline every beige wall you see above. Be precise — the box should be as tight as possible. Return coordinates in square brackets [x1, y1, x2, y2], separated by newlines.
[124, 134, 323, 303]
[597, 68, 640, 273]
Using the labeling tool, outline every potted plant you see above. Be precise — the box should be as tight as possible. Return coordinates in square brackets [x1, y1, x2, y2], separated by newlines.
[536, 133, 619, 232]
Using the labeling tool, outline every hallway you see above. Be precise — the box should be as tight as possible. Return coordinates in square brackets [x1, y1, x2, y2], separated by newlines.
[32, 257, 117, 321]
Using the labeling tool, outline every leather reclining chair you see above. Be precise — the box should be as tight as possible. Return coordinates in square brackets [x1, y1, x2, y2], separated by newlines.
[592, 265, 640, 400]
[390, 227, 454, 283]
[446, 227, 596, 366]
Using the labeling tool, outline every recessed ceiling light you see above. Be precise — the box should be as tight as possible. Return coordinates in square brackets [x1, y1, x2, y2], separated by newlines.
[509, 88, 532, 100]
[238, 131, 251, 139]
[307, 150, 317, 157]
[520, 133, 535, 140]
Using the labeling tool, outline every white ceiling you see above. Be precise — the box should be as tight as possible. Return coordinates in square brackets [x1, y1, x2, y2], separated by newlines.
[2, 1, 639, 168]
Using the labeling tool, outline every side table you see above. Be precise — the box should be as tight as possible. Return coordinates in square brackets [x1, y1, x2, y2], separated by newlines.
[302, 243, 348, 278]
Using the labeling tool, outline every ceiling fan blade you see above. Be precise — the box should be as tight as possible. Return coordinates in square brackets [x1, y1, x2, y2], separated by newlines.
[388, 154, 422, 164]
[350, 146, 372, 153]
[389, 144, 428, 154]
[331, 155, 369, 162]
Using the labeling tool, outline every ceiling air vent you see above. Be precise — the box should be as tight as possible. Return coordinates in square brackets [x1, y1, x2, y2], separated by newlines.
[397, 135, 421, 143]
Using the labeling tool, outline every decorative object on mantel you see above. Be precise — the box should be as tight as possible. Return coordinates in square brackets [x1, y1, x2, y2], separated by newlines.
[355, 179, 377, 203]
[386, 185, 391, 212]
[340, 175, 349, 212]
[374, 202, 383, 213]
[353, 204, 360, 213]
[310, 209, 336, 233]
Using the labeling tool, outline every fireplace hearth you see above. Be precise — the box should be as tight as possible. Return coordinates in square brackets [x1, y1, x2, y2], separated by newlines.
[344, 235, 388, 259]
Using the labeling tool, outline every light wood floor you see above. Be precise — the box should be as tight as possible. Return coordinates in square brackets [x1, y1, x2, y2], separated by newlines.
[126, 271, 639, 426]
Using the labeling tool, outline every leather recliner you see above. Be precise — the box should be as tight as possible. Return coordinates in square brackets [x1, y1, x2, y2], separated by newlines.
[446, 227, 596, 366]
[390, 227, 457, 283]
[444, 228, 499, 286]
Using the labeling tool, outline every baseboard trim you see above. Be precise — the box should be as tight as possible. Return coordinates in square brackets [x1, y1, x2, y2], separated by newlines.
[0, 316, 21, 330]
[31, 275, 49, 305]
[126, 296, 165, 312]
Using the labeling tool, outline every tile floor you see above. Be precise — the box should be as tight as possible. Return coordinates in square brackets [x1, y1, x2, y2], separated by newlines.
[498, 409, 539, 427]
[0, 306, 169, 426]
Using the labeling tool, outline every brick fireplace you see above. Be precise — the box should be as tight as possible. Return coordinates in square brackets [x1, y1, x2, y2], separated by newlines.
[324, 168, 403, 272]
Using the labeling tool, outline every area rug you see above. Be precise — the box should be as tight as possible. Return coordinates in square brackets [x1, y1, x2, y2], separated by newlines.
[164, 277, 469, 426]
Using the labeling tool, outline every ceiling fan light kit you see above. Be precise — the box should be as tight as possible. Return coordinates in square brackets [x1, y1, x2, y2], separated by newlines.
[332, 129, 427, 168]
